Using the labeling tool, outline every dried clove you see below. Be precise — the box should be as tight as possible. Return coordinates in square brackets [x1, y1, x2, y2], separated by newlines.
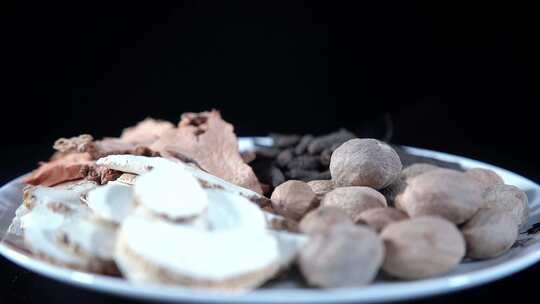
[307, 129, 356, 155]
[294, 135, 314, 155]
[276, 149, 295, 168]
[270, 133, 301, 148]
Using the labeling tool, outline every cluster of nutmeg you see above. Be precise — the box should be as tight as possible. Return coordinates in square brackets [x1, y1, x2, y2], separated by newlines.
[269, 138, 528, 287]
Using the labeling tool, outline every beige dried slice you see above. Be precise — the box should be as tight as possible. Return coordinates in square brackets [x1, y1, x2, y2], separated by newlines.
[462, 208, 519, 259]
[24, 152, 93, 186]
[114, 215, 281, 290]
[120, 118, 175, 145]
[381, 216, 465, 279]
[23, 180, 97, 210]
[149, 110, 262, 194]
[133, 166, 209, 221]
[85, 184, 136, 224]
[264, 212, 299, 232]
[97, 155, 269, 206]
[7, 204, 30, 237]
[21, 203, 117, 274]
[204, 189, 268, 232]
[299, 224, 384, 288]
[115, 173, 138, 185]
[320, 186, 387, 222]
[357, 208, 408, 233]
[55, 215, 118, 262]
[271, 230, 309, 270]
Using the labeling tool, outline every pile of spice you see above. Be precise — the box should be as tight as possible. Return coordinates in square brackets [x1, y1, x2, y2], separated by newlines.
[250, 129, 463, 196]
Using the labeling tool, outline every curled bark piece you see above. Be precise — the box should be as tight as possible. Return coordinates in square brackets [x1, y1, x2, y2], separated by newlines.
[150, 110, 262, 194]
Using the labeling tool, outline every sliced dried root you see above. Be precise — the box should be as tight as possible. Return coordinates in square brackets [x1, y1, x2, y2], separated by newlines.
[115, 215, 281, 291]
[97, 155, 270, 206]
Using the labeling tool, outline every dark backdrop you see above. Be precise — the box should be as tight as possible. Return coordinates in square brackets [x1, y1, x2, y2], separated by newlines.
[1, 2, 539, 303]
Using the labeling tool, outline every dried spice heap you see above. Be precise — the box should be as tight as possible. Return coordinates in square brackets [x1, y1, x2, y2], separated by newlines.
[24, 111, 262, 194]
[251, 129, 356, 194]
[250, 129, 463, 196]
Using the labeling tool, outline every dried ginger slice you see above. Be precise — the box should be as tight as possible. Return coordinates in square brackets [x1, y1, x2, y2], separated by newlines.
[120, 118, 175, 145]
[24, 153, 93, 187]
[150, 110, 263, 194]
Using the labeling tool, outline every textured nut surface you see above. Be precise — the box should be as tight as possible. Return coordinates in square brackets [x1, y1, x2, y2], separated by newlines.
[381, 216, 465, 279]
[483, 184, 529, 227]
[395, 169, 484, 224]
[462, 208, 518, 259]
[330, 139, 402, 189]
[382, 163, 440, 206]
[307, 180, 334, 196]
[357, 208, 408, 233]
[299, 206, 354, 234]
[299, 224, 385, 288]
[465, 168, 504, 187]
[270, 180, 317, 221]
[321, 187, 387, 222]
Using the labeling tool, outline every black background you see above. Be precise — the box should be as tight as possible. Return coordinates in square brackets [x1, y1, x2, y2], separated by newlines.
[1, 1, 539, 303]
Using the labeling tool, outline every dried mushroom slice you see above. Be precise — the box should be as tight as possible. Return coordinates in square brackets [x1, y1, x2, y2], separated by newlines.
[115, 173, 138, 186]
[24, 180, 97, 210]
[21, 204, 117, 274]
[204, 189, 267, 231]
[97, 155, 270, 206]
[115, 215, 281, 290]
[134, 166, 209, 222]
[85, 183, 135, 224]
[55, 215, 117, 261]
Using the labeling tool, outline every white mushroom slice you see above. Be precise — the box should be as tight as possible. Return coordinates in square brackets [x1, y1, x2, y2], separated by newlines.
[86, 184, 135, 224]
[97, 155, 269, 206]
[205, 189, 267, 232]
[24, 181, 97, 210]
[21, 204, 86, 267]
[7, 204, 30, 236]
[96, 155, 172, 175]
[115, 215, 280, 290]
[271, 231, 308, 269]
[134, 167, 209, 221]
[21, 203, 118, 274]
[114, 173, 138, 186]
[56, 216, 117, 260]
[263, 211, 299, 232]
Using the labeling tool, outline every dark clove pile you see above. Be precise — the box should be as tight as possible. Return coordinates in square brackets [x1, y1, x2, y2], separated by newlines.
[250, 129, 463, 196]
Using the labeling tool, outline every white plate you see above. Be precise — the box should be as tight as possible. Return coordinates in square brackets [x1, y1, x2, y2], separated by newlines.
[1, 138, 540, 303]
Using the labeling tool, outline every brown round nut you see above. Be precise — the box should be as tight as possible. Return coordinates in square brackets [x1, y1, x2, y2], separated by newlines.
[270, 180, 317, 221]
[330, 138, 402, 189]
[381, 216, 465, 279]
[357, 208, 408, 233]
[465, 168, 504, 187]
[321, 186, 387, 222]
[299, 206, 354, 234]
[382, 163, 440, 206]
[483, 184, 529, 228]
[462, 208, 519, 259]
[395, 169, 484, 224]
[307, 180, 334, 197]
[299, 224, 385, 287]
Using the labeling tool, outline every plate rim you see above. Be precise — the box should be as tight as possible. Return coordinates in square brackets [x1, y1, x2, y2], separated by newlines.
[1, 144, 540, 303]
